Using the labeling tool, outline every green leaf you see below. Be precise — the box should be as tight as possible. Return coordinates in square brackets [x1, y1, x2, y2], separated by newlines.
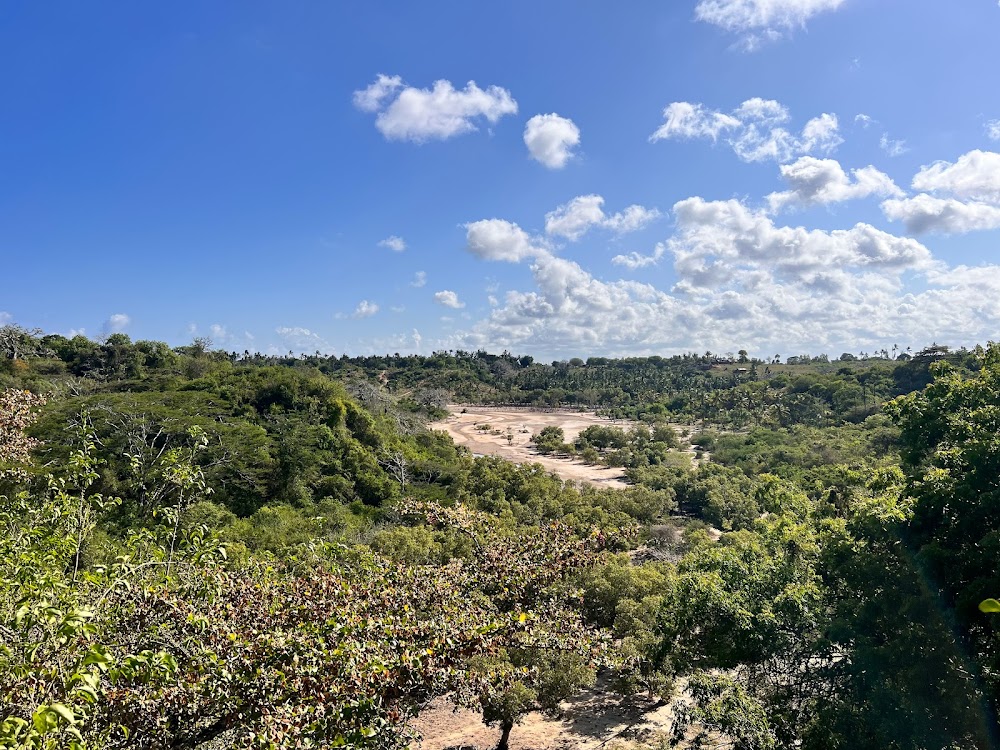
[48, 703, 78, 725]
[82, 645, 113, 669]
[979, 598, 1000, 613]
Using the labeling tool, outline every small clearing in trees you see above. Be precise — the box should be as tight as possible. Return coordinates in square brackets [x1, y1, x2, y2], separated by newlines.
[409, 681, 677, 750]
[430, 405, 635, 488]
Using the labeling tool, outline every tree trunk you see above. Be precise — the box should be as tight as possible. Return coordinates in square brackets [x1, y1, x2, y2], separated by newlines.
[496, 719, 513, 750]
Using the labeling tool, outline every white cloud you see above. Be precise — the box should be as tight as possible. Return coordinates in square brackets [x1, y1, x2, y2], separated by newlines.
[275, 326, 331, 353]
[434, 290, 465, 309]
[734, 97, 790, 125]
[986, 120, 1000, 141]
[671, 197, 936, 287]
[354, 75, 517, 142]
[443, 196, 998, 359]
[733, 113, 842, 162]
[465, 219, 546, 262]
[544, 195, 606, 240]
[104, 313, 130, 334]
[379, 235, 406, 252]
[881, 150, 1000, 234]
[353, 300, 379, 318]
[194, 325, 257, 352]
[524, 113, 581, 169]
[612, 243, 667, 270]
[352, 74, 403, 113]
[879, 133, 908, 157]
[410, 271, 427, 288]
[910, 150, 1000, 203]
[544, 195, 660, 240]
[605, 204, 662, 234]
[695, 0, 846, 48]
[882, 195, 1000, 235]
[0, 312, 11, 325]
[651, 99, 842, 163]
[855, 113, 874, 129]
[767, 157, 903, 212]
[650, 102, 741, 142]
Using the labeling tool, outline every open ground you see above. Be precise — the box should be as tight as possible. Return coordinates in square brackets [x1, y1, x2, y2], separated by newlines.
[409, 680, 678, 750]
[429, 405, 638, 488]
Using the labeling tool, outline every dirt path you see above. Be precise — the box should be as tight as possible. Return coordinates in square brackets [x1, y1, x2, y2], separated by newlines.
[409, 682, 676, 750]
[430, 406, 636, 488]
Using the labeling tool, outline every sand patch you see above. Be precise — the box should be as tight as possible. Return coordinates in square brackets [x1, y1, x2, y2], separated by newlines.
[430, 406, 637, 488]
[409, 682, 676, 750]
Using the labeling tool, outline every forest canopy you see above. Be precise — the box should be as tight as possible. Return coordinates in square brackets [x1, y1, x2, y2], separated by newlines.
[1, 327, 998, 749]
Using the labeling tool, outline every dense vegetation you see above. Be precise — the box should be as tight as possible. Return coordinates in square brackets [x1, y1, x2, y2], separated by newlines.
[2, 324, 998, 748]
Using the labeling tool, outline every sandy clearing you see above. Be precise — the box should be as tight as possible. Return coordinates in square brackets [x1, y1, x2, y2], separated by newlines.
[429, 406, 637, 489]
[409, 682, 676, 750]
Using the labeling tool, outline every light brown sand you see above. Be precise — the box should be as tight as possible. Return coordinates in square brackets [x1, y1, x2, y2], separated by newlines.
[409, 683, 677, 750]
[430, 405, 636, 488]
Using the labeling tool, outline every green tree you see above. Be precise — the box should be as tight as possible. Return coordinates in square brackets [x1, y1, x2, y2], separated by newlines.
[887, 342, 1000, 717]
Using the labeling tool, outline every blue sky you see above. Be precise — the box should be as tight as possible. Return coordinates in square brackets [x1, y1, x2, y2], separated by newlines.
[3, 0, 1000, 359]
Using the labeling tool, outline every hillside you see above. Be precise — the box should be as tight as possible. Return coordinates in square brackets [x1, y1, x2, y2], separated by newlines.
[1, 327, 998, 749]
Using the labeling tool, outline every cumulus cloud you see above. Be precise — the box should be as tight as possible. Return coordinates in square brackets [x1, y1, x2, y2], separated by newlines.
[103, 313, 130, 334]
[695, 0, 846, 48]
[194, 324, 257, 352]
[671, 197, 935, 287]
[881, 150, 1000, 234]
[651, 98, 842, 163]
[524, 114, 581, 169]
[545, 195, 605, 240]
[910, 150, 1000, 203]
[544, 195, 660, 241]
[881, 195, 1000, 235]
[465, 219, 546, 262]
[612, 243, 667, 270]
[434, 290, 465, 309]
[650, 102, 741, 142]
[410, 271, 427, 288]
[208, 324, 228, 343]
[605, 204, 663, 234]
[0, 312, 11, 325]
[352, 74, 402, 112]
[442, 195, 1000, 359]
[735, 112, 842, 162]
[275, 326, 331, 353]
[986, 120, 1000, 141]
[379, 235, 406, 252]
[735, 97, 791, 125]
[353, 75, 517, 142]
[879, 133, 908, 157]
[352, 300, 379, 318]
[767, 156, 903, 212]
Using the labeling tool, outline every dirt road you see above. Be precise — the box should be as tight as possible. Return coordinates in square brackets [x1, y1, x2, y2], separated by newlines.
[429, 405, 633, 488]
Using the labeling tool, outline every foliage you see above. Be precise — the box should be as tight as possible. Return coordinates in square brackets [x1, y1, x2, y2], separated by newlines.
[0, 390, 46, 480]
[2, 378, 613, 749]
[888, 342, 1000, 717]
[5, 328, 1000, 747]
